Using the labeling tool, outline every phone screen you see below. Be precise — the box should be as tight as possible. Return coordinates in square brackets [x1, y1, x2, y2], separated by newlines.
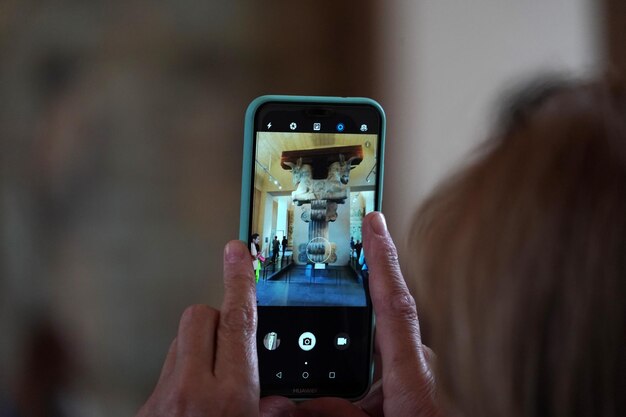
[241, 97, 384, 399]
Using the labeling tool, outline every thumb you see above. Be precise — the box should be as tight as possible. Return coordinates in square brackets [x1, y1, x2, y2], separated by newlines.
[363, 212, 441, 417]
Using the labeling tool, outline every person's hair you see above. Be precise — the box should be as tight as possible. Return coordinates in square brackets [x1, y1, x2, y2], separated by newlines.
[250, 233, 260, 252]
[410, 77, 626, 417]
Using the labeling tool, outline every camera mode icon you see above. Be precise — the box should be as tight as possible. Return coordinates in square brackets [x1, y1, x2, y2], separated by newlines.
[298, 331, 317, 351]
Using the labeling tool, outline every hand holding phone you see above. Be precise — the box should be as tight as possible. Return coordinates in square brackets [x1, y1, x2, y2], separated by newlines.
[258, 213, 442, 417]
[136, 241, 259, 417]
[135, 218, 441, 416]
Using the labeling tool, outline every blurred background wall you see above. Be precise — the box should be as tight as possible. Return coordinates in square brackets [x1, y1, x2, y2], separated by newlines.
[379, 0, 602, 292]
[0, 0, 617, 415]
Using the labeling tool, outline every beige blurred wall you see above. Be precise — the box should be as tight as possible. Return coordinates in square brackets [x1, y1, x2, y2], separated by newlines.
[374, 0, 602, 296]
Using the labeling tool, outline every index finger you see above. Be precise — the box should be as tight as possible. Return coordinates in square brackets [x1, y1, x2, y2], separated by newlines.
[362, 212, 426, 375]
[214, 240, 259, 383]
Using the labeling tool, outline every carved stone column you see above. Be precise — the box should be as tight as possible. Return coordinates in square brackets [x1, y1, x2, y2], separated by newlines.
[307, 200, 330, 263]
[282, 146, 363, 265]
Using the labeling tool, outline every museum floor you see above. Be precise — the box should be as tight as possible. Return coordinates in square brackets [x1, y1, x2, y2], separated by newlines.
[256, 262, 367, 306]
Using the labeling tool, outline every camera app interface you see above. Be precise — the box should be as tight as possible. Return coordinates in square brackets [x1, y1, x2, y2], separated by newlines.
[250, 129, 379, 307]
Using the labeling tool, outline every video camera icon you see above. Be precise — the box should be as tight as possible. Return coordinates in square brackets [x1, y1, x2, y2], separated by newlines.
[334, 333, 350, 350]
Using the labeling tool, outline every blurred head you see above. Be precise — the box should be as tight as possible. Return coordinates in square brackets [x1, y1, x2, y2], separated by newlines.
[411, 77, 626, 417]
[250, 233, 260, 245]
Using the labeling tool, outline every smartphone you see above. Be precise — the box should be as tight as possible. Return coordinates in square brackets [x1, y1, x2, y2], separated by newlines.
[239, 95, 385, 399]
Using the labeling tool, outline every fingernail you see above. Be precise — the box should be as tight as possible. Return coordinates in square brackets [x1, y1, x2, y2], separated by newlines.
[371, 212, 388, 236]
[225, 240, 247, 262]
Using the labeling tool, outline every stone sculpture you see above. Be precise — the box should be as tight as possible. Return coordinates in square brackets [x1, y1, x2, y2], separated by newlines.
[282, 146, 363, 264]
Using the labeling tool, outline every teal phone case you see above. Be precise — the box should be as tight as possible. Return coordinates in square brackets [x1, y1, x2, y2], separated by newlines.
[238, 95, 386, 400]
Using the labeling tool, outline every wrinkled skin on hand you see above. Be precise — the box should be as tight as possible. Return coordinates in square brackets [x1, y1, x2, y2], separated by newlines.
[137, 213, 443, 417]
[259, 213, 443, 417]
[136, 241, 259, 417]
